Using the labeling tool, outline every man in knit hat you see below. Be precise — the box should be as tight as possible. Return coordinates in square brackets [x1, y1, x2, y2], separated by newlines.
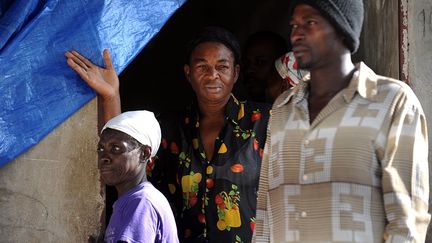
[253, 0, 430, 242]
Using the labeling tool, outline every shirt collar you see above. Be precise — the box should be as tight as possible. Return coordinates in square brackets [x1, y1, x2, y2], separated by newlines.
[342, 62, 379, 102]
[275, 62, 379, 108]
[225, 94, 241, 122]
[191, 94, 240, 122]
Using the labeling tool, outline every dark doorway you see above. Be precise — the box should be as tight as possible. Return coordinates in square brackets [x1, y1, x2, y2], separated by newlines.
[118, 0, 293, 113]
[106, 0, 294, 225]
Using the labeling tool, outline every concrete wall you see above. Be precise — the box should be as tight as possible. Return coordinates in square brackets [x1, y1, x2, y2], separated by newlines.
[356, 0, 400, 78]
[406, 0, 432, 240]
[407, 0, 432, 163]
[0, 99, 103, 242]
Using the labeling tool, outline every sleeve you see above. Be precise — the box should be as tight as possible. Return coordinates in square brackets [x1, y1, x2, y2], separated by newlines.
[380, 89, 430, 243]
[252, 117, 272, 243]
[117, 198, 158, 243]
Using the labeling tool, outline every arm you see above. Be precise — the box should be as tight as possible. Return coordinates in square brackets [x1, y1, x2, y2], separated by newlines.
[381, 89, 430, 242]
[65, 49, 121, 132]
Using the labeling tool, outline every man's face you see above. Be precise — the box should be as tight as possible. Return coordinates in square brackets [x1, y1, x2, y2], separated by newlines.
[290, 4, 345, 70]
[97, 129, 143, 187]
[243, 40, 279, 98]
[184, 42, 239, 105]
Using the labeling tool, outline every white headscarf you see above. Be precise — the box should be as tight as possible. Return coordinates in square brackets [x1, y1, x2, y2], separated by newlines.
[101, 111, 161, 157]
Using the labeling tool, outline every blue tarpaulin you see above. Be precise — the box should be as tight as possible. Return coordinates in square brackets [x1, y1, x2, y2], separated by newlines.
[0, 0, 186, 166]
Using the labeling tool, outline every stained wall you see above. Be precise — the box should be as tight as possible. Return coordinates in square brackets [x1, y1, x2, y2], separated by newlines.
[0, 99, 103, 242]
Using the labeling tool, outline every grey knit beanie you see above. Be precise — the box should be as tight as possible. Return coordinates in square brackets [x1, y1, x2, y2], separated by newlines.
[290, 0, 364, 53]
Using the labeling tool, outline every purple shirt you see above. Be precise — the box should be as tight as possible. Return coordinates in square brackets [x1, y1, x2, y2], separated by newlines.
[105, 182, 179, 243]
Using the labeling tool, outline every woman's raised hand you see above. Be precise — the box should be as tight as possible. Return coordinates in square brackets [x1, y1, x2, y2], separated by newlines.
[65, 49, 119, 100]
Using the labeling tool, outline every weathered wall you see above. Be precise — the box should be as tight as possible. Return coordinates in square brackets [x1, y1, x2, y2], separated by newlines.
[406, 0, 432, 240]
[0, 99, 103, 242]
[407, 0, 432, 163]
[356, 0, 400, 78]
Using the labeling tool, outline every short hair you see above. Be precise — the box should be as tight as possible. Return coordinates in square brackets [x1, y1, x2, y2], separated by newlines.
[244, 31, 289, 57]
[185, 26, 241, 65]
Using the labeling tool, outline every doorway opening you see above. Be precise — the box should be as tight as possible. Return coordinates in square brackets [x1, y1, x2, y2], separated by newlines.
[105, 0, 294, 224]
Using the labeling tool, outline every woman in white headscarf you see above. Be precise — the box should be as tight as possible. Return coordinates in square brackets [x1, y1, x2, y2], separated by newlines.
[98, 111, 178, 243]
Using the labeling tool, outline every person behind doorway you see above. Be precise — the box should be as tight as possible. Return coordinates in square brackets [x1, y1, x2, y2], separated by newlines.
[253, 0, 430, 242]
[240, 31, 289, 103]
[97, 111, 178, 243]
[65, 26, 271, 243]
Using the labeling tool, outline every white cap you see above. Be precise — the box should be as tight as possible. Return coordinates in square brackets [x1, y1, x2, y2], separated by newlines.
[102, 111, 161, 157]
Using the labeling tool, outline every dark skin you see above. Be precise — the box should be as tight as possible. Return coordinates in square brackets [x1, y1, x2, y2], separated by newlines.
[66, 41, 239, 241]
[65, 49, 121, 131]
[290, 4, 356, 123]
[199, 115, 224, 160]
[66, 42, 239, 160]
[95, 129, 151, 243]
[97, 128, 151, 196]
[184, 42, 240, 159]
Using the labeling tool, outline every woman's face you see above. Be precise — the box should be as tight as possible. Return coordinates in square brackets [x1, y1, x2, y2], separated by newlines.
[97, 129, 143, 188]
[184, 42, 239, 105]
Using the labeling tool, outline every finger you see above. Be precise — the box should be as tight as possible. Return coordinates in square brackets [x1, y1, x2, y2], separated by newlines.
[67, 58, 103, 90]
[71, 50, 95, 69]
[66, 51, 90, 71]
[103, 49, 115, 70]
[64, 51, 81, 63]
[67, 58, 90, 81]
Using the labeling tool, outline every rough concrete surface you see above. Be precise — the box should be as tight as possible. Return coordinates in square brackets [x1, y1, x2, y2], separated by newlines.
[357, 0, 400, 78]
[0, 99, 103, 243]
[408, 0, 432, 162]
[407, 1, 432, 240]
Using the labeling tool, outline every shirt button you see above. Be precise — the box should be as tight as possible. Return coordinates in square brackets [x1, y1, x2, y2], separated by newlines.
[302, 174, 308, 181]
[304, 139, 310, 146]
[301, 211, 307, 218]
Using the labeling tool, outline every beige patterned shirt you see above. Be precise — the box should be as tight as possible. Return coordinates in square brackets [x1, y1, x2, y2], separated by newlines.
[253, 63, 430, 243]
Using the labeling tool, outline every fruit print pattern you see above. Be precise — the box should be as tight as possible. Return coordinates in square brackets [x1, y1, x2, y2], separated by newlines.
[216, 184, 241, 231]
[148, 96, 271, 242]
[181, 172, 202, 209]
